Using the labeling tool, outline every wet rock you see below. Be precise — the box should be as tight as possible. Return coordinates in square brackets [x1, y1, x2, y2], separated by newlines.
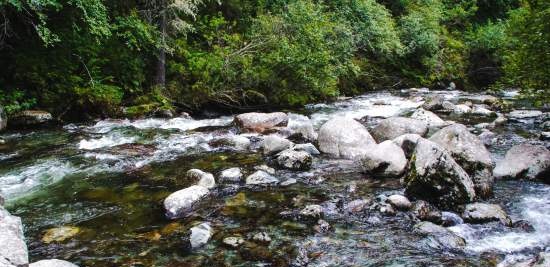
[188, 223, 212, 248]
[413, 221, 465, 249]
[10, 110, 53, 127]
[164, 185, 209, 218]
[493, 143, 550, 182]
[386, 195, 412, 210]
[410, 108, 447, 128]
[542, 121, 550, 131]
[0, 207, 28, 266]
[512, 220, 535, 233]
[453, 104, 472, 115]
[187, 169, 216, 189]
[300, 205, 323, 218]
[411, 200, 442, 223]
[508, 110, 543, 121]
[422, 95, 445, 111]
[42, 226, 80, 243]
[471, 105, 496, 117]
[493, 114, 508, 126]
[344, 199, 370, 214]
[540, 132, 550, 141]
[287, 113, 317, 141]
[359, 140, 407, 177]
[224, 135, 251, 150]
[392, 133, 422, 158]
[0, 106, 6, 131]
[370, 117, 428, 142]
[254, 165, 275, 175]
[262, 135, 293, 155]
[223, 236, 245, 249]
[292, 143, 320, 155]
[29, 259, 78, 267]
[245, 171, 279, 185]
[252, 232, 271, 243]
[219, 167, 243, 182]
[405, 139, 476, 210]
[461, 202, 512, 226]
[429, 124, 494, 198]
[314, 219, 331, 233]
[280, 178, 297, 187]
[440, 211, 463, 227]
[106, 143, 156, 157]
[318, 117, 376, 159]
[276, 149, 312, 171]
[234, 112, 288, 133]
[479, 130, 497, 147]
[379, 203, 396, 215]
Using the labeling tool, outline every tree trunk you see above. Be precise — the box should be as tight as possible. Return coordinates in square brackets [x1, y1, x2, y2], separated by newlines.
[154, 2, 167, 88]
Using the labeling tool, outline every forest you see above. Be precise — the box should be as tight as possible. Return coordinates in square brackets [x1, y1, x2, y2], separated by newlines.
[0, 0, 549, 121]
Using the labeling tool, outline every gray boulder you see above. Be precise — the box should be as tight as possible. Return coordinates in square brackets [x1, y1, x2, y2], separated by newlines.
[261, 135, 293, 155]
[292, 143, 320, 155]
[471, 105, 496, 117]
[405, 139, 476, 210]
[188, 223, 212, 249]
[0, 106, 6, 131]
[219, 167, 243, 182]
[187, 169, 216, 189]
[413, 221, 465, 250]
[234, 112, 288, 133]
[10, 110, 53, 127]
[370, 117, 428, 142]
[164, 185, 209, 219]
[508, 110, 543, 121]
[410, 108, 447, 128]
[318, 117, 376, 159]
[29, 259, 78, 267]
[287, 113, 317, 141]
[422, 95, 445, 111]
[245, 171, 279, 185]
[276, 149, 312, 171]
[359, 141, 407, 177]
[461, 202, 512, 226]
[0, 207, 28, 267]
[429, 124, 494, 198]
[386, 195, 412, 210]
[494, 143, 550, 182]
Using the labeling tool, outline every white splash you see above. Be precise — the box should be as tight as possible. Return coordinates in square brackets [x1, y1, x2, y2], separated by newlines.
[78, 133, 136, 150]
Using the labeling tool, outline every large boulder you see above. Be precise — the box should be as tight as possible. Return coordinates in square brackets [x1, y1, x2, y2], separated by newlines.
[494, 143, 550, 182]
[461, 202, 512, 226]
[410, 108, 447, 128]
[413, 221, 466, 250]
[234, 112, 288, 133]
[392, 134, 422, 158]
[405, 139, 476, 210]
[318, 117, 376, 159]
[261, 135, 293, 155]
[29, 259, 78, 267]
[10, 110, 53, 128]
[370, 117, 428, 142]
[359, 141, 407, 177]
[422, 95, 445, 111]
[164, 185, 209, 219]
[276, 149, 312, 171]
[0, 106, 6, 131]
[429, 124, 494, 198]
[0, 207, 28, 266]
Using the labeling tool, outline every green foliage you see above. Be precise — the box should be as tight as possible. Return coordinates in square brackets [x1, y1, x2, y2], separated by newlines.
[0, 89, 36, 115]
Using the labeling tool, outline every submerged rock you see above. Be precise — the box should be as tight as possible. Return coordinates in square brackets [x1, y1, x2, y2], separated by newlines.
[245, 171, 279, 185]
[276, 149, 312, 171]
[42, 226, 80, 244]
[318, 117, 376, 159]
[10, 110, 53, 128]
[359, 141, 407, 177]
[410, 108, 447, 128]
[370, 117, 428, 142]
[386, 195, 412, 210]
[429, 124, 494, 198]
[29, 259, 78, 267]
[164, 185, 209, 219]
[234, 112, 288, 133]
[494, 143, 550, 182]
[413, 221, 465, 250]
[188, 223, 212, 249]
[219, 167, 243, 182]
[262, 135, 293, 155]
[187, 169, 216, 189]
[461, 202, 512, 226]
[405, 139, 476, 210]
[0, 207, 28, 266]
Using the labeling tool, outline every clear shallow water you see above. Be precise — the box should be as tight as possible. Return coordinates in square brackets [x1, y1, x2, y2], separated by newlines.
[0, 89, 548, 266]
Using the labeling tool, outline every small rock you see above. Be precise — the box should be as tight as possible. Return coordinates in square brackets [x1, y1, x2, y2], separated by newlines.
[411, 200, 442, 224]
[359, 140, 407, 177]
[187, 169, 216, 189]
[413, 221, 465, 249]
[219, 167, 243, 182]
[276, 149, 312, 171]
[252, 232, 271, 243]
[164, 185, 209, 219]
[540, 132, 550, 141]
[386, 195, 412, 210]
[479, 130, 496, 147]
[234, 112, 288, 133]
[318, 117, 376, 159]
[440, 211, 463, 227]
[300, 205, 323, 218]
[471, 105, 496, 117]
[223, 236, 245, 249]
[314, 219, 331, 233]
[245, 171, 279, 185]
[494, 143, 550, 182]
[262, 135, 293, 155]
[188, 223, 212, 248]
[541, 121, 550, 131]
[344, 199, 370, 213]
[493, 114, 508, 125]
[280, 178, 297, 187]
[292, 143, 320, 155]
[254, 165, 276, 174]
[462, 203, 512, 226]
[422, 95, 445, 111]
[42, 226, 80, 243]
[10, 110, 53, 127]
[370, 117, 428, 142]
[29, 259, 79, 267]
[379, 203, 396, 216]
[410, 108, 447, 128]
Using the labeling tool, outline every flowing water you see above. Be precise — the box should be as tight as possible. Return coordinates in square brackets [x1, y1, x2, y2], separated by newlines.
[0, 89, 548, 266]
